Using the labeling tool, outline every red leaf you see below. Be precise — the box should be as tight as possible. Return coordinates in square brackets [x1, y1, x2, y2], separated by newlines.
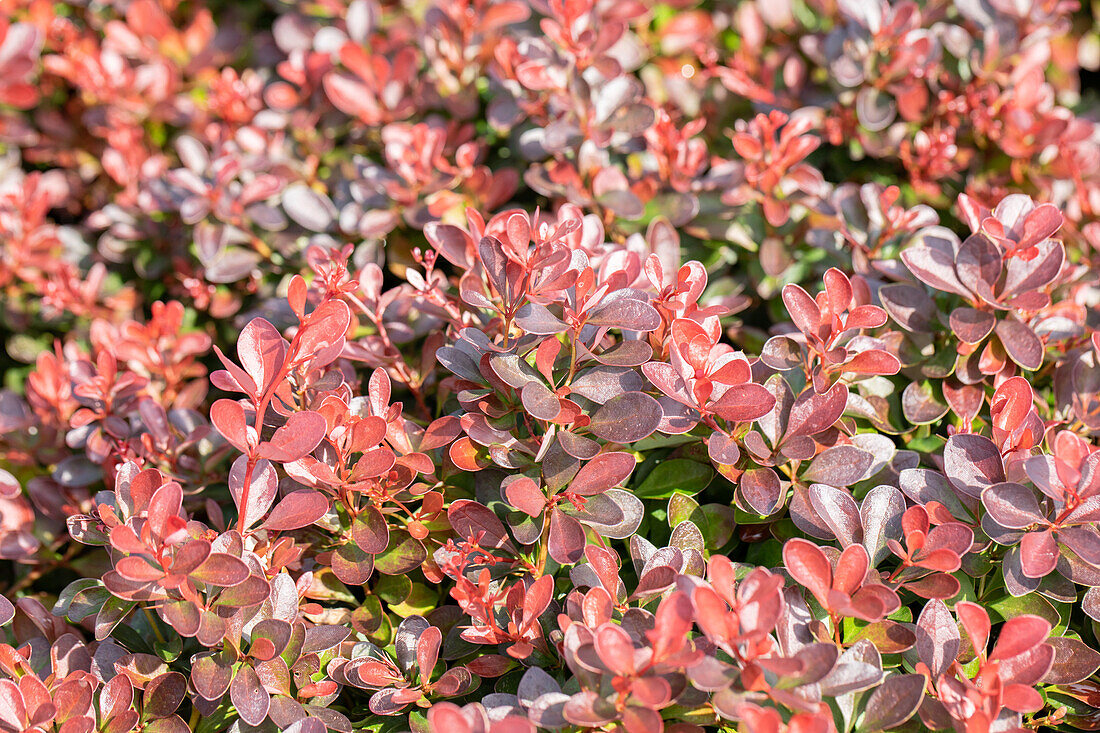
[711, 383, 776, 422]
[210, 399, 251, 454]
[782, 538, 831, 604]
[262, 491, 329, 532]
[547, 508, 585, 565]
[191, 553, 249, 587]
[990, 615, 1051, 662]
[258, 411, 327, 462]
[504, 477, 546, 517]
[571, 452, 635, 496]
[237, 319, 288, 400]
[786, 383, 848, 439]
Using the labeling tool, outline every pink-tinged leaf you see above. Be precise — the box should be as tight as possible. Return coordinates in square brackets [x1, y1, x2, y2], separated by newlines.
[980, 482, 1045, 529]
[588, 392, 662, 443]
[782, 538, 831, 603]
[419, 416, 462, 451]
[514, 302, 567, 335]
[944, 434, 1005, 497]
[424, 222, 473, 268]
[1002, 238, 1064, 298]
[1019, 529, 1059, 579]
[523, 574, 554, 625]
[844, 304, 888, 330]
[262, 491, 329, 532]
[191, 553, 249, 587]
[448, 500, 514, 551]
[416, 626, 441, 683]
[782, 283, 821, 338]
[786, 383, 848, 439]
[1002, 683, 1045, 714]
[711, 383, 776, 422]
[833, 543, 870, 596]
[168, 540, 212, 576]
[594, 624, 636, 677]
[587, 297, 661, 332]
[212, 345, 259, 397]
[229, 456, 278, 532]
[147, 480, 184, 541]
[210, 399, 251, 454]
[237, 318, 288, 399]
[571, 452, 635, 496]
[548, 508, 585, 565]
[116, 556, 164, 583]
[258, 411, 327, 462]
[739, 467, 782, 516]
[230, 665, 270, 727]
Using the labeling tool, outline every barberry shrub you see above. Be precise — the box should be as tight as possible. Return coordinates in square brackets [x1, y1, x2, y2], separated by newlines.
[2, 1, 1100, 733]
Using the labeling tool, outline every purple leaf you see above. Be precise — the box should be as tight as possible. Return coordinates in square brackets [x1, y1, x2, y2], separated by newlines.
[587, 297, 660, 332]
[1042, 637, 1100, 684]
[807, 484, 862, 546]
[944, 434, 1005, 497]
[915, 599, 959, 678]
[448, 500, 514, 551]
[802, 445, 873, 487]
[739, 468, 782, 516]
[860, 673, 925, 731]
[981, 482, 1045, 529]
[588, 392, 662, 443]
[230, 665, 270, 727]
[514, 302, 567, 335]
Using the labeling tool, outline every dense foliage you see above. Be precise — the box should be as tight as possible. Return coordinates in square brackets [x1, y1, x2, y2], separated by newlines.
[3, 1, 1100, 732]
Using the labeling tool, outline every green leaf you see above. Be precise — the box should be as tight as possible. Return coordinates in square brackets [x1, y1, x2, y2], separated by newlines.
[390, 584, 438, 617]
[987, 593, 1060, 627]
[635, 459, 714, 499]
